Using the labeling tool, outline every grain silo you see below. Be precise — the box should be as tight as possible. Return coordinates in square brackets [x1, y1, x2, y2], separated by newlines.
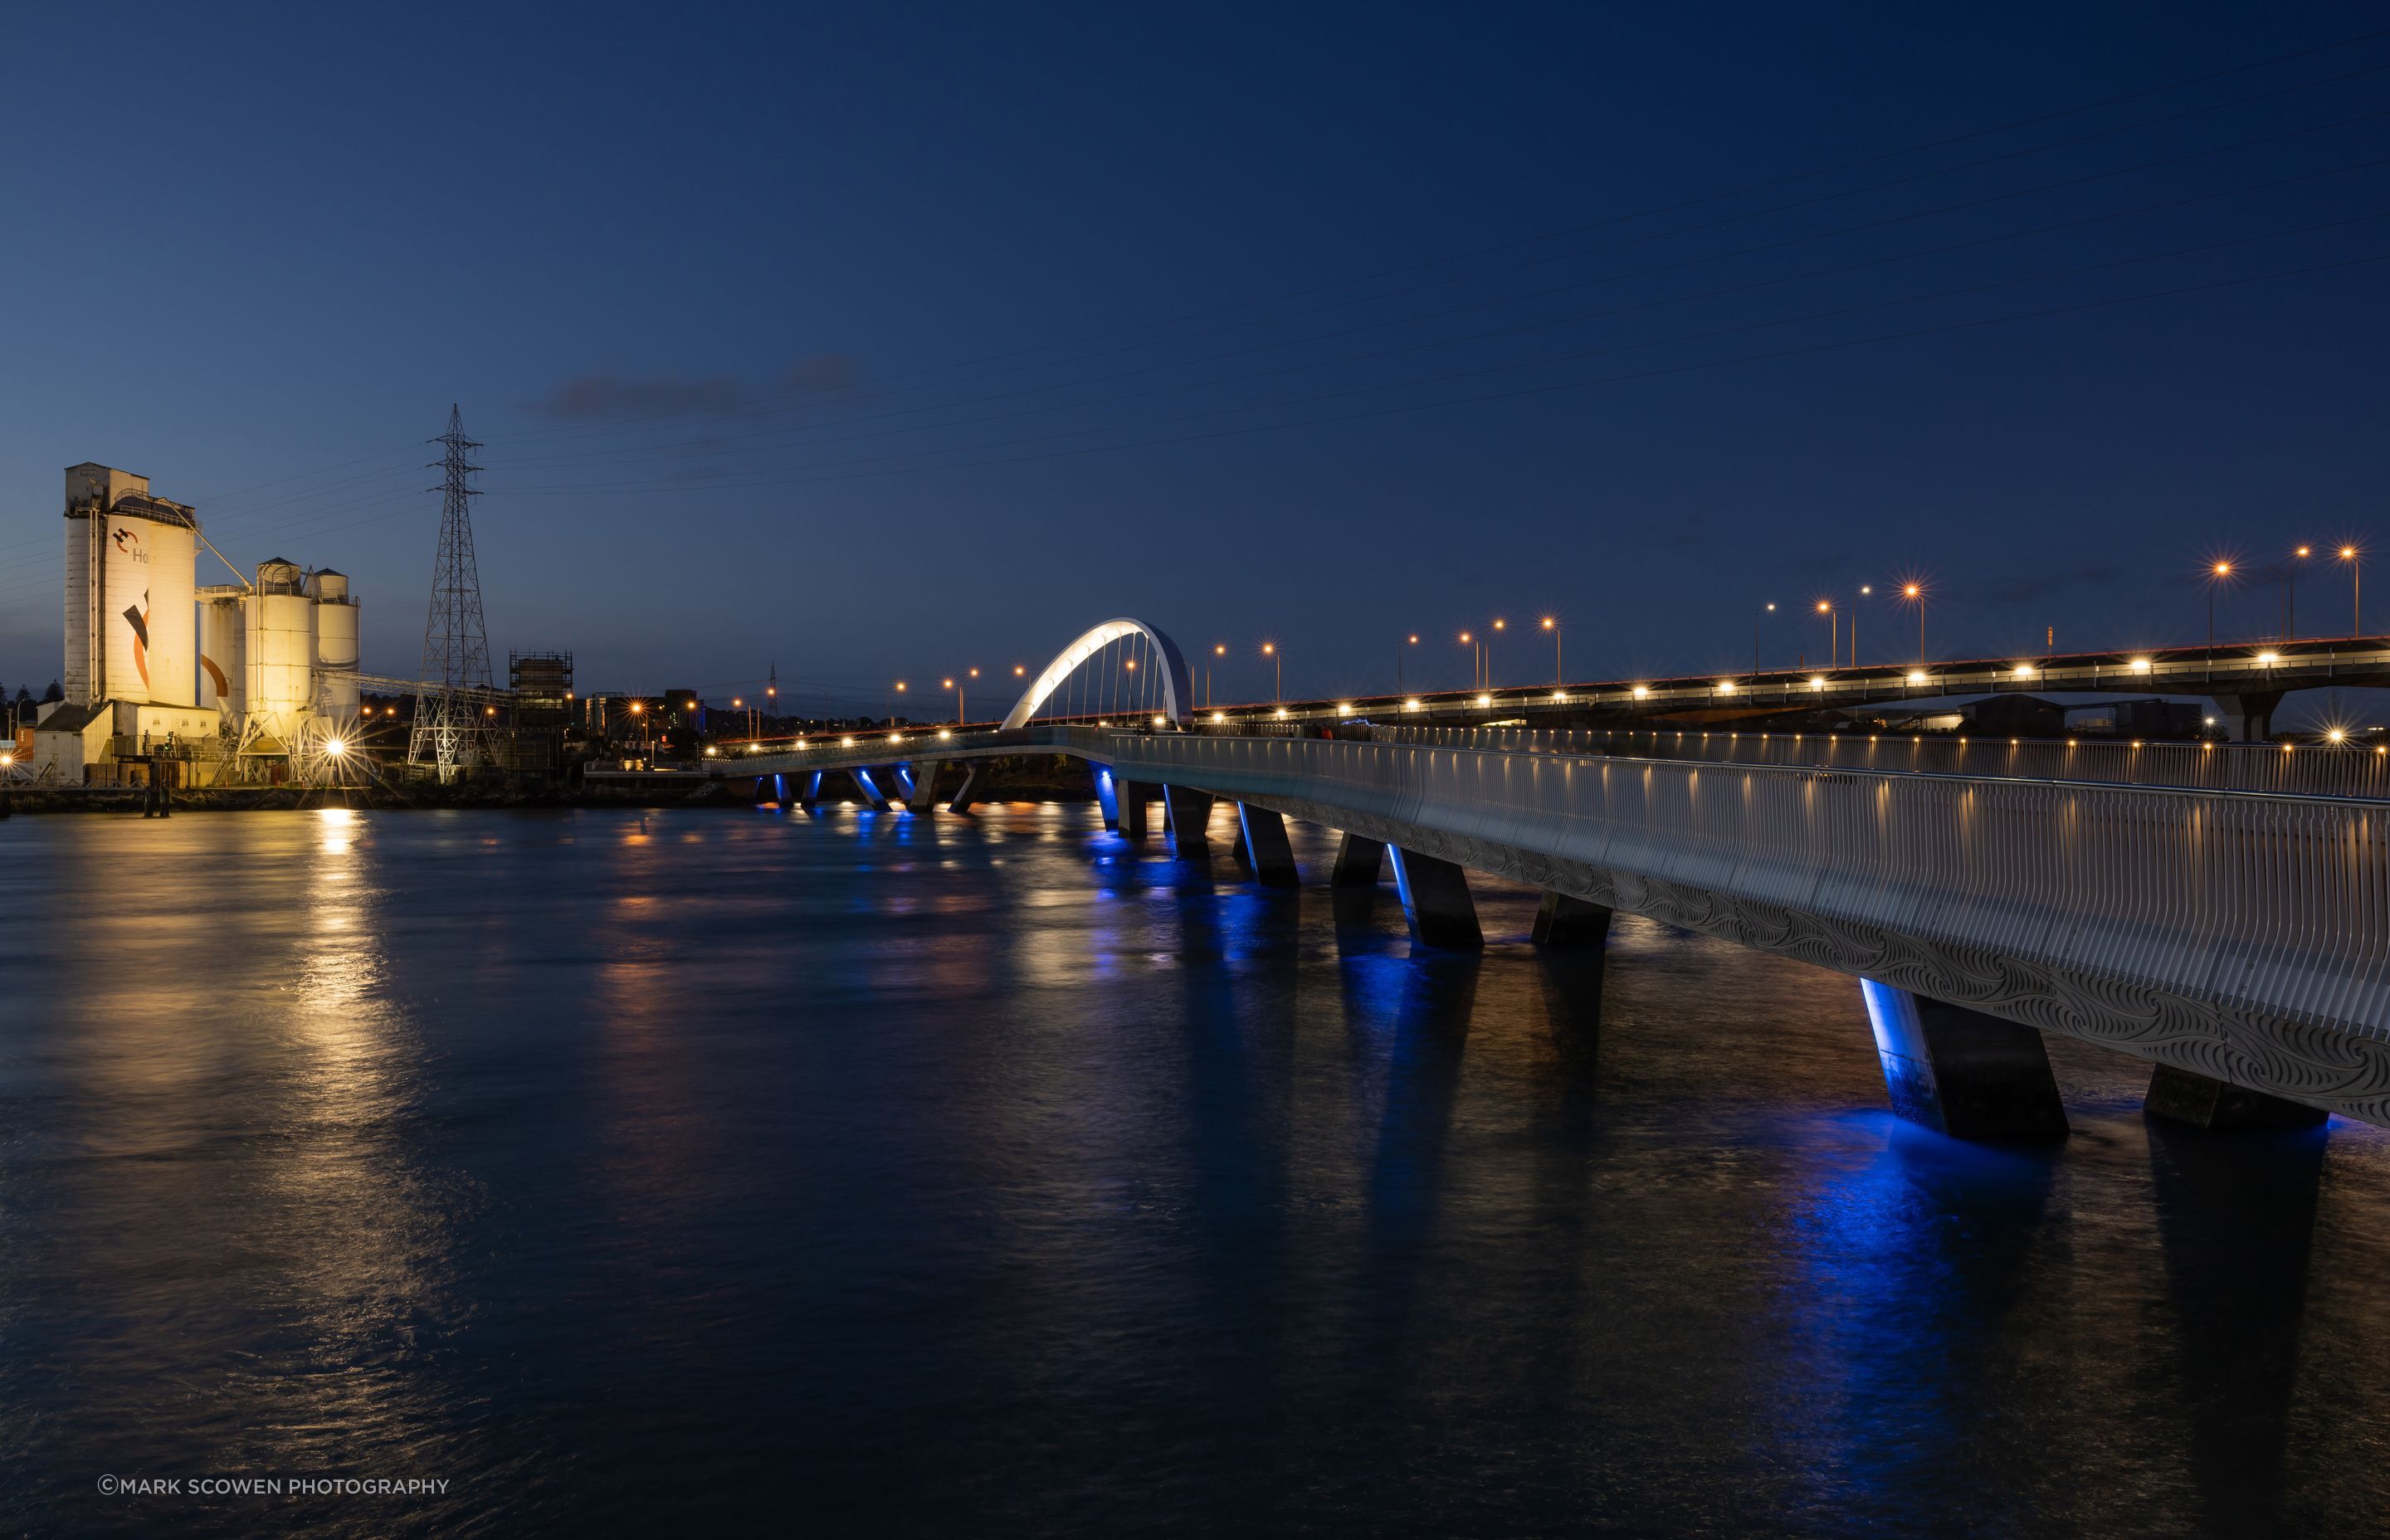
[244, 558, 314, 749]
[62, 463, 198, 708]
[199, 592, 246, 716]
[308, 569, 360, 717]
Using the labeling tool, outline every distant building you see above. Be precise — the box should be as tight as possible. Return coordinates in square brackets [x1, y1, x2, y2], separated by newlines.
[2063, 698, 2205, 738]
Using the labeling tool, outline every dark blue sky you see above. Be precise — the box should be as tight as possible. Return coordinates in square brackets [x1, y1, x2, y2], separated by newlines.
[4, 2, 2386, 717]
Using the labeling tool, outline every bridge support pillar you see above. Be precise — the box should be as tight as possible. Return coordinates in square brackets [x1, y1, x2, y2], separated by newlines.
[754, 775, 776, 807]
[1330, 831, 1384, 887]
[1860, 980, 2068, 1141]
[1388, 846, 1481, 948]
[947, 763, 989, 813]
[1119, 779, 1150, 841]
[800, 770, 823, 810]
[1532, 890, 1612, 948]
[2210, 690, 2284, 743]
[1093, 765, 1119, 831]
[848, 767, 891, 811]
[2145, 1064, 2328, 1132]
[905, 758, 942, 813]
[1161, 785, 1212, 855]
[1235, 803, 1299, 886]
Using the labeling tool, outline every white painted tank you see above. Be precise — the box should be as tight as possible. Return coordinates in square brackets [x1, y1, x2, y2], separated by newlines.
[61, 469, 199, 707]
[245, 559, 313, 747]
[63, 513, 90, 704]
[201, 594, 246, 715]
[309, 568, 359, 716]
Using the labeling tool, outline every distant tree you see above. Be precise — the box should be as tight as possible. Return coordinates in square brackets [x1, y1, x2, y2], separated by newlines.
[41, 680, 63, 703]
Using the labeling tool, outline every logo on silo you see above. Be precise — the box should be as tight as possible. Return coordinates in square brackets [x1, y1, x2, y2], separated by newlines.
[124, 588, 150, 690]
[110, 525, 150, 564]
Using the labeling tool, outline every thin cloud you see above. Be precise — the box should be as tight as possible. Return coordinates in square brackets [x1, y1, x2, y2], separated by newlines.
[534, 371, 743, 420]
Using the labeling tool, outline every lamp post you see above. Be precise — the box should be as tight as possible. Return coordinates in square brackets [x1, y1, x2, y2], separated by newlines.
[1489, 618, 1505, 689]
[1900, 582, 1924, 665]
[891, 680, 905, 724]
[1459, 631, 1475, 690]
[1754, 601, 1775, 676]
[2207, 562, 2232, 678]
[1210, 643, 1226, 709]
[1816, 600, 1835, 672]
[2341, 544, 2362, 636]
[1398, 633, 1418, 694]
[1540, 617, 1559, 686]
[2288, 545, 2310, 638]
[1261, 642, 1280, 703]
[1853, 585, 1871, 666]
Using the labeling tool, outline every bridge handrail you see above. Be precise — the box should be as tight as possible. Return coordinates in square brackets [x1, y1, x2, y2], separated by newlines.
[1101, 730, 2389, 1046]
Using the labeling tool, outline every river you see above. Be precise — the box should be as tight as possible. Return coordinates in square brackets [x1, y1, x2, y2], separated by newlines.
[1, 806, 2383, 1536]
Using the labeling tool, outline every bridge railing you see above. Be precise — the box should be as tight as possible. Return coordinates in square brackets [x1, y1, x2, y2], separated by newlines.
[1108, 731, 2390, 1045]
[1363, 724, 2390, 801]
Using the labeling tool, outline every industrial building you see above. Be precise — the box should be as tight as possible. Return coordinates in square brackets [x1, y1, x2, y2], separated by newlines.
[34, 464, 364, 785]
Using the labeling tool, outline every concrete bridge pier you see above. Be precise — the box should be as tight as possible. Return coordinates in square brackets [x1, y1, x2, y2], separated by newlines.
[848, 767, 891, 811]
[2145, 1065, 2329, 1131]
[1119, 779, 1151, 841]
[946, 763, 989, 813]
[1162, 785, 1212, 856]
[2210, 690, 2283, 742]
[1234, 804, 1300, 886]
[1532, 890, 1613, 948]
[800, 770, 824, 811]
[1330, 831, 1384, 887]
[1387, 846, 1482, 948]
[1859, 979, 2069, 1141]
[904, 759, 942, 813]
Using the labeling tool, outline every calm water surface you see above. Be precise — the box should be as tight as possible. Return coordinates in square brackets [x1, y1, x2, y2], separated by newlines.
[2, 805, 2386, 1537]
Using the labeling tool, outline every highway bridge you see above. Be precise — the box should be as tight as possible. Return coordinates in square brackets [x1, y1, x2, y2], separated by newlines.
[707, 619, 2390, 1138]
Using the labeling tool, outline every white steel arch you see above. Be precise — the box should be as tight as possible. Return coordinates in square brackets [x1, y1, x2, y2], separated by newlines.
[1002, 618, 1194, 729]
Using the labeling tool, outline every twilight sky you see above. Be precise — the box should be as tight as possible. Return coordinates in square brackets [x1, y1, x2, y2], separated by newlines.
[2, 2, 2386, 718]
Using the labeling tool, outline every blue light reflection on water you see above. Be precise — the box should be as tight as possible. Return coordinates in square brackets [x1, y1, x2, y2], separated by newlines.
[0, 806, 2388, 1537]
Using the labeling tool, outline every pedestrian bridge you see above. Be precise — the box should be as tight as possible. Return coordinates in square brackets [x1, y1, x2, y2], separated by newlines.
[712, 619, 2390, 1134]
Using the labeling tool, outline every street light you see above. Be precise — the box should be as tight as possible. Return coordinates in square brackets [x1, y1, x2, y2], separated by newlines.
[1754, 601, 1775, 676]
[1540, 617, 1559, 686]
[1261, 641, 1280, 703]
[2288, 545, 2311, 638]
[1398, 633, 1418, 694]
[1855, 584, 1871, 666]
[1900, 582, 1925, 665]
[2207, 561, 2234, 678]
[1208, 644, 1226, 709]
[2341, 544, 2362, 636]
[1459, 631, 1475, 690]
[1815, 599, 1836, 672]
[1489, 618, 1505, 688]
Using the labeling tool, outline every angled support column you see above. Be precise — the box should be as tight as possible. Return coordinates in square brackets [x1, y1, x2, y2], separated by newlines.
[1092, 764, 1119, 831]
[2209, 690, 2284, 743]
[905, 758, 942, 813]
[1330, 831, 1384, 887]
[1532, 890, 1612, 948]
[1859, 979, 2068, 1141]
[1234, 803, 1299, 886]
[2145, 1065, 2328, 1131]
[1387, 846, 1481, 948]
[1119, 778, 1149, 841]
[800, 770, 823, 810]
[1162, 785, 1213, 856]
[947, 763, 989, 813]
[847, 766, 891, 811]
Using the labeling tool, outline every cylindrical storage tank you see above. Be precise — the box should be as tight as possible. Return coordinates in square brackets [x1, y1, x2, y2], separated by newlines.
[75, 504, 198, 707]
[246, 560, 313, 746]
[201, 596, 246, 716]
[63, 513, 91, 704]
[309, 569, 359, 717]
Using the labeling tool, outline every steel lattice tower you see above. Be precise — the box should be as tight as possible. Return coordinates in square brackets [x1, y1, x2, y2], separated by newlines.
[411, 404, 493, 779]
